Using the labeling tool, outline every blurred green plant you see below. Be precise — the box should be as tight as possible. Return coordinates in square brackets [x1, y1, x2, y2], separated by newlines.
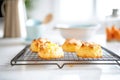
[25, 0, 33, 11]
[25, 0, 34, 18]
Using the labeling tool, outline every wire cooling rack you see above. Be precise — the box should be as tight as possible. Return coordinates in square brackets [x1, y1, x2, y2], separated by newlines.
[11, 45, 120, 68]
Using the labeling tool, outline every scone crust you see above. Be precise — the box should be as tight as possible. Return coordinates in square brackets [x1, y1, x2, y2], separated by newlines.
[62, 38, 82, 52]
[38, 42, 64, 59]
[30, 38, 50, 52]
[76, 42, 102, 58]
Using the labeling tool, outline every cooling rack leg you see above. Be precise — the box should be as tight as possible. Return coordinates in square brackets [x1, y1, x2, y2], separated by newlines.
[10, 61, 13, 66]
[116, 61, 120, 66]
[10, 61, 16, 66]
[10, 61, 14, 66]
[56, 64, 65, 69]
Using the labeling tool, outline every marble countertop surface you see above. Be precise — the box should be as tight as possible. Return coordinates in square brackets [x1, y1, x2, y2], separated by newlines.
[0, 34, 120, 80]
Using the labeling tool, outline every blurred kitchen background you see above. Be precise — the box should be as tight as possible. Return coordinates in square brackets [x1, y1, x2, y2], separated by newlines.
[0, 0, 120, 41]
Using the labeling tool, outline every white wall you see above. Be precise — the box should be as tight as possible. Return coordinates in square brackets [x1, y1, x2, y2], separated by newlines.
[0, 18, 3, 37]
[27, 0, 55, 22]
[26, 0, 120, 35]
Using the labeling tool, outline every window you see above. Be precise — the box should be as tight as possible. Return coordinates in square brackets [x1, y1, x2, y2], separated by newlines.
[96, 0, 120, 20]
[57, 0, 120, 23]
[59, 0, 93, 23]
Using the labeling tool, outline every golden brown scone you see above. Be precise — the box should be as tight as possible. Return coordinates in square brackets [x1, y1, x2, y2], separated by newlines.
[30, 38, 50, 53]
[76, 42, 102, 58]
[62, 38, 82, 52]
[38, 42, 64, 59]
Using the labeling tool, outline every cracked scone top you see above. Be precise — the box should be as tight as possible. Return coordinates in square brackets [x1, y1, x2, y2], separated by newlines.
[76, 42, 102, 58]
[38, 42, 64, 59]
[30, 38, 50, 53]
[62, 38, 82, 52]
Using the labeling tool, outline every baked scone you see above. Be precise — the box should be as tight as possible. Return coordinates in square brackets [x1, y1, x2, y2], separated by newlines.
[76, 42, 102, 58]
[30, 38, 50, 52]
[62, 38, 82, 52]
[38, 42, 64, 59]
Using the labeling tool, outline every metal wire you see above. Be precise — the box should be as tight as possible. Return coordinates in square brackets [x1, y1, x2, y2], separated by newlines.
[11, 45, 120, 68]
[17, 46, 119, 61]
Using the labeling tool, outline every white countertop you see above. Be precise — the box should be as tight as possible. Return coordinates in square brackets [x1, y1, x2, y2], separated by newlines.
[0, 34, 120, 80]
